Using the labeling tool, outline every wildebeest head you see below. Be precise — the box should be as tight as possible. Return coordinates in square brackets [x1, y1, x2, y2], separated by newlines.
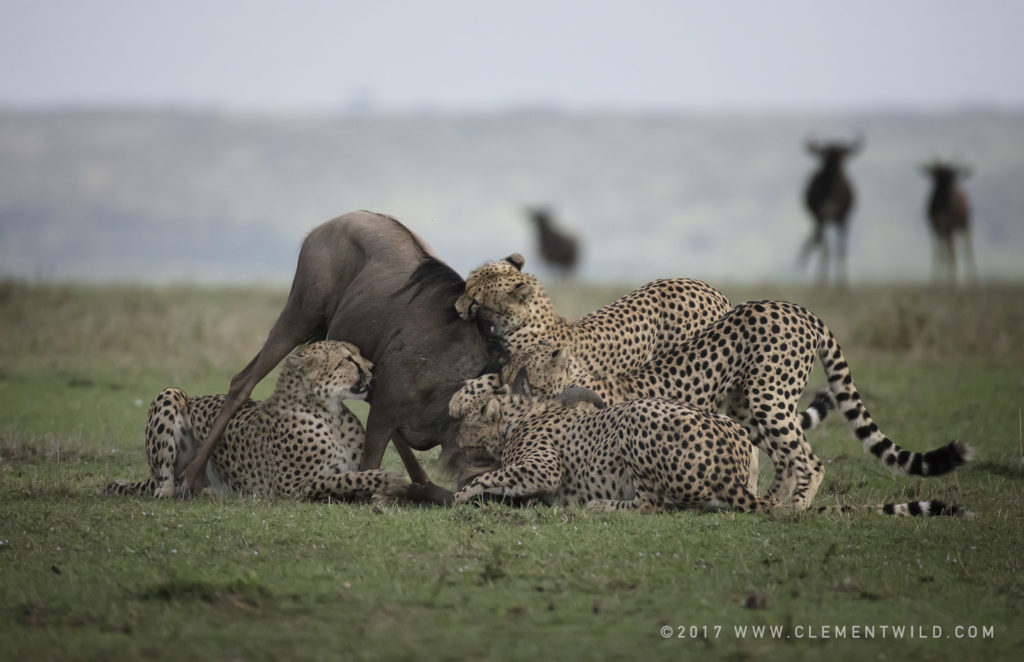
[806, 135, 864, 170]
[920, 159, 972, 187]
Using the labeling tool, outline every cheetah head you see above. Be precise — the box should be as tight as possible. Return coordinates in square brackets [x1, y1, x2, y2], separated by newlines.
[284, 340, 374, 411]
[501, 341, 573, 396]
[449, 373, 510, 419]
[454, 397, 507, 461]
[455, 254, 537, 336]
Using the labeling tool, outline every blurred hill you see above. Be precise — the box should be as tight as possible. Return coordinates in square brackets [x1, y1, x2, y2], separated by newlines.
[1, 108, 1022, 284]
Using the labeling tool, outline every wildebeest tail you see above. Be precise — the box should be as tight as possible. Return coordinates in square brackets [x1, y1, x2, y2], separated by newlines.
[816, 325, 972, 476]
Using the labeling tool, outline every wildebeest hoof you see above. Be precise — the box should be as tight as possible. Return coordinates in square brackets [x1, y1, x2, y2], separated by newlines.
[406, 482, 454, 506]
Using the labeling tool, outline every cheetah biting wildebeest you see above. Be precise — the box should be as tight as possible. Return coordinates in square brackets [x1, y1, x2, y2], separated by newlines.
[455, 254, 732, 374]
[450, 385, 967, 517]
[105, 341, 409, 500]
[500, 300, 972, 510]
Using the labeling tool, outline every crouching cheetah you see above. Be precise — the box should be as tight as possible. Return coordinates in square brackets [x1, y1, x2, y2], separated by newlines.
[455, 254, 731, 374]
[501, 300, 972, 510]
[451, 383, 967, 517]
[105, 341, 409, 500]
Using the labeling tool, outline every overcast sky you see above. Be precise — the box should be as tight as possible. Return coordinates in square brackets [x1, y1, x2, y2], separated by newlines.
[2, 0, 1023, 113]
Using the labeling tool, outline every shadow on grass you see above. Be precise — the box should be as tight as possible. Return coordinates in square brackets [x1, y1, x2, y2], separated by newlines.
[971, 460, 1024, 481]
[139, 578, 272, 610]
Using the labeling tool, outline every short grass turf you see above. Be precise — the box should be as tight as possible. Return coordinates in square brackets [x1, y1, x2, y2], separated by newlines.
[1, 279, 1022, 661]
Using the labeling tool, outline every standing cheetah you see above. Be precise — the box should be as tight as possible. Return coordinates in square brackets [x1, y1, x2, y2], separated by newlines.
[451, 386, 966, 517]
[500, 301, 972, 510]
[105, 341, 408, 500]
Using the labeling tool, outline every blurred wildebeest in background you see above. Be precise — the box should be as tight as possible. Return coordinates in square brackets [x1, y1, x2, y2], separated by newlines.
[921, 159, 976, 284]
[799, 135, 864, 285]
[182, 210, 507, 504]
[526, 206, 579, 276]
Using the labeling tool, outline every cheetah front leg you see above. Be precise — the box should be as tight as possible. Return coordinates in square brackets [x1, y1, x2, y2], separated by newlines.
[300, 468, 410, 502]
[454, 458, 561, 505]
[586, 491, 669, 514]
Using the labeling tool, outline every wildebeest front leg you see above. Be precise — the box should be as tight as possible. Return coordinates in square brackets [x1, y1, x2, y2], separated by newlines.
[360, 413, 431, 481]
[361, 417, 452, 505]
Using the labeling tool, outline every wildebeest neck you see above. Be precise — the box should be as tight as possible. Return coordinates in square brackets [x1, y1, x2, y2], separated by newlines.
[393, 256, 467, 324]
[393, 256, 509, 372]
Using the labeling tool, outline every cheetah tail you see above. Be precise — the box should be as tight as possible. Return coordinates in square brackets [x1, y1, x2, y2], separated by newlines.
[104, 477, 158, 496]
[817, 501, 972, 518]
[817, 327, 973, 477]
[799, 388, 836, 431]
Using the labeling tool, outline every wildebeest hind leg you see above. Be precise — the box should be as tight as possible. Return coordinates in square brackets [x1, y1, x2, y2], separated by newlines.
[361, 418, 430, 485]
[182, 309, 319, 494]
[361, 417, 453, 505]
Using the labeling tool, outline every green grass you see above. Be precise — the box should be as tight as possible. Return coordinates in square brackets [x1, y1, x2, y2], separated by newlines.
[2, 279, 1023, 660]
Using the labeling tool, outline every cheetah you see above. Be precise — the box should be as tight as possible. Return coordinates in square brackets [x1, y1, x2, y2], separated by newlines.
[455, 254, 732, 375]
[447, 367, 831, 497]
[105, 341, 409, 500]
[500, 300, 972, 510]
[454, 256, 833, 492]
[451, 386, 966, 517]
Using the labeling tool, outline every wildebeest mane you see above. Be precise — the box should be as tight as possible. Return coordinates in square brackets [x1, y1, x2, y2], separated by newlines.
[393, 256, 466, 305]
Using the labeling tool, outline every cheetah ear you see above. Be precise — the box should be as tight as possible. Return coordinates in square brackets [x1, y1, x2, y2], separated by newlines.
[286, 344, 315, 368]
[481, 398, 502, 423]
[504, 253, 525, 271]
[285, 346, 323, 382]
[550, 347, 571, 371]
[509, 281, 534, 302]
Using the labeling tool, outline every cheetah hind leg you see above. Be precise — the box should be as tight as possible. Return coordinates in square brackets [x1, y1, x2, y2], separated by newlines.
[774, 439, 825, 510]
[757, 417, 818, 510]
[586, 491, 669, 514]
[301, 469, 410, 502]
[104, 387, 194, 498]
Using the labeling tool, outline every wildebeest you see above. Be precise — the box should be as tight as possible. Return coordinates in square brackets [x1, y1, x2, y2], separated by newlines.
[799, 136, 864, 284]
[526, 206, 579, 276]
[181, 211, 507, 503]
[921, 160, 976, 284]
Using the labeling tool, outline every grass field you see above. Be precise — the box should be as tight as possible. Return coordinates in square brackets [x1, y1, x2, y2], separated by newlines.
[1, 278, 1022, 661]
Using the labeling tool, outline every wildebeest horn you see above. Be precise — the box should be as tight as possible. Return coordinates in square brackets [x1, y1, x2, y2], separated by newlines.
[555, 387, 606, 409]
[511, 368, 532, 397]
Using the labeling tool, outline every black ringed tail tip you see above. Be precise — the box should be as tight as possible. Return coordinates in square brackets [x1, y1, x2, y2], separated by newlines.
[920, 440, 974, 476]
